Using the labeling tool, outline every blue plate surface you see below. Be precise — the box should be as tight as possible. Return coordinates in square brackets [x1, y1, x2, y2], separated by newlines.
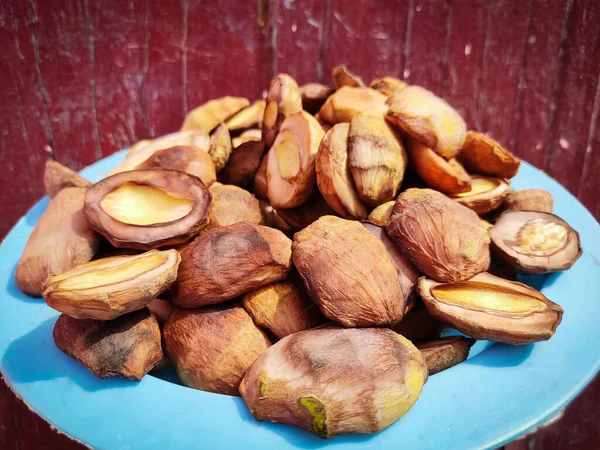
[1, 152, 599, 450]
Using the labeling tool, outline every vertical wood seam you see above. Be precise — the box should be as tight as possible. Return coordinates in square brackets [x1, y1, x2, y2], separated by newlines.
[268, 0, 276, 79]
[26, 0, 54, 152]
[401, 0, 414, 80]
[139, 0, 151, 137]
[510, 0, 535, 152]
[81, 0, 102, 160]
[181, 0, 188, 115]
[577, 61, 600, 199]
[317, 0, 332, 84]
[543, 0, 574, 173]
[9, 389, 22, 450]
[475, 2, 492, 131]
[440, 0, 454, 97]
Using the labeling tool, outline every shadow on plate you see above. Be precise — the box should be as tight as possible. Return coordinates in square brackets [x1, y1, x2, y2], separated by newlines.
[464, 342, 534, 368]
[2, 316, 137, 392]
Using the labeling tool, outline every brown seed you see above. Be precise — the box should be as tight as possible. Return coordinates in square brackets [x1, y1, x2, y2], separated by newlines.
[225, 99, 266, 131]
[367, 201, 395, 226]
[386, 188, 490, 282]
[111, 130, 210, 175]
[315, 123, 368, 219]
[206, 184, 262, 230]
[417, 336, 475, 375]
[450, 176, 512, 214]
[405, 136, 472, 194]
[239, 327, 428, 438]
[242, 278, 324, 338]
[390, 305, 443, 343]
[259, 201, 293, 232]
[232, 128, 263, 148]
[43, 249, 180, 320]
[293, 216, 408, 327]
[502, 189, 554, 214]
[84, 169, 212, 249]
[221, 140, 266, 190]
[164, 304, 271, 395]
[53, 308, 164, 381]
[418, 272, 563, 344]
[253, 155, 269, 200]
[181, 96, 250, 133]
[134, 145, 217, 187]
[171, 221, 292, 308]
[263, 74, 303, 148]
[15, 187, 100, 297]
[147, 298, 173, 323]
[369, 76, 408, 97]
[300, 83, 334, 114]
[266, 111, 325, 209]
[318, 87, 388, 124]
[348, 110, 408, 206]
[332, 65, 365, 88]
[490, 210, 582, 274]
[386, 85, 467, 159]
[275, 193, 337, 231]
[314, 113, 333, 132]
[459, 131, 521, 178]
[361, 222, 420, 311]
[43, 160, 92, 198]
[208, 123, 233, 172]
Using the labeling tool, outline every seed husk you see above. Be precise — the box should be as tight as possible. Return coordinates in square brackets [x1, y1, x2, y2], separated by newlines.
[501, 189, 554, 214]
[43, 160, 92, 198]
[263, 74, 303, 148]
[417, 336, 475, 375]
[369, 76, 408, 97]
[318, 87, 388, 124]
[171, 221, 292, 308]
[225, 99, 266, 132]
[222, 140, 266, 190]
[43, 249, 181, 320]
[164, 304, 271, 395]
[53, 308, 164, 381]
[208, 123, 233, 172]
[242, 278, 324, 338]
[147, 298, 173, 323]
[386, 188, 490, 282]
[315, 123, 368, 219]
[181, 96, 250, 133]
[390, 305, 443, 343]
[459, 131, 521, 179]
[259, 201, 293, 232]
[275, 192, 337, 231]
[348, 110, 408, 206]
[417, 272, 563, 344]
[85, 169, 211, 249]
[239, 327, 428, 438]
[293, 216, 408, 327]
[206, 184, 262, 230]
[232, 128, 263, 148]
[134, 145, 217, 187]
[450, 176, 512, 214]
[266, 111, 325, 209]
[15, 187, 100, 297]
[332, 65, 365, 88]
[300, 83, 334, 114]
[367, 201, 395, 226]
[405, 136, 472, 194]
[386, 85, 467, 159]
[490, 210, 582, 274]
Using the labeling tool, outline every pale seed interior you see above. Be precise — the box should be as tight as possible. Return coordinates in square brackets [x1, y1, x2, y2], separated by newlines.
[56, 251, 168, 290]
[453, 177, 498, 198]
[101, 182, 193, 225]
[431, 281, 546, 313]
[513, 218, 568, 256]
[275, 129, 301, 179]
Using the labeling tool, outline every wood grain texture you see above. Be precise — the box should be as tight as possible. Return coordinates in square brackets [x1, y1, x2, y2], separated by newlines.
[0, 376, 19, 450]
[322, 0, 409, 85]
[0, 0, 52, 239]
[270, 0, 328, 84]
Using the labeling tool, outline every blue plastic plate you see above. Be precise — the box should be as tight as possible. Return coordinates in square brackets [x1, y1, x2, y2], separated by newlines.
[1, 151, 599, 450]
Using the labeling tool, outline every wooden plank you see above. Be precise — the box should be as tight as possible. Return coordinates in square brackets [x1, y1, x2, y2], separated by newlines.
[544, 0, 600, 197]
[511, 0, 570, 168]
[28, 0, 100, 170]
[0, 377, 19, 450]
[143, 0, 186, 137]
[322, 0, 409, 86]
[403, 0, 450, 94]
[270, 0, 328, 85]
[442, 0, 488, 129]
[477, 0, 533, 147]
[88, 0, 150, 154]
[184, 0, 271, 111]
[578, 73, 600, 218]
[0, 0, 52, 238]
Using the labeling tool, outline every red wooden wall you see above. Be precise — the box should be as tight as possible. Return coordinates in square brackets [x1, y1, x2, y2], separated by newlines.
[0, 0, 599, 448]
